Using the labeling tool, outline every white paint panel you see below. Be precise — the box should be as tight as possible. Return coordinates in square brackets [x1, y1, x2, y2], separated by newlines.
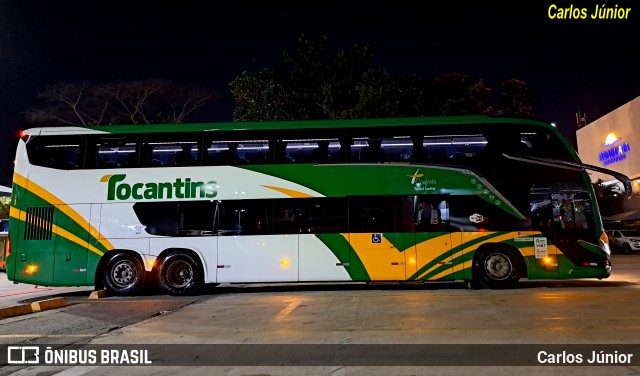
[108, 238, 149, 255]
[217, 235, 298, 282]
[89, 204, 102, 241]
[149, 237, 217, 283]
[24, 165, 323, 207]
[99, 203, 146, 239]
[299, 234, 350, 281]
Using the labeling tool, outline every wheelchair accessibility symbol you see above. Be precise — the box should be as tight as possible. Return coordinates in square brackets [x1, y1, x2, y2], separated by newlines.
[372, 233, 382, 243]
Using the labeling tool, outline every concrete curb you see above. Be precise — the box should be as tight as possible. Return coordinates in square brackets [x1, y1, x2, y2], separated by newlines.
[0, 303, 33, 319]
[88, 290, 111, 299]
[31, 297, 67, 312]
[0, 297, 68, 319]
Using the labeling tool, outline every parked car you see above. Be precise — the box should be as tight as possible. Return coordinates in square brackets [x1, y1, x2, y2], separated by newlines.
[606, 229, 640, 254]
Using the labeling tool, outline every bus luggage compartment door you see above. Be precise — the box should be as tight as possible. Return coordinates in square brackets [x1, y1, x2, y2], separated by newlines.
[14, 205, 58, 286]
[54, 204, 90, 286]
[217, 234, 298, 283]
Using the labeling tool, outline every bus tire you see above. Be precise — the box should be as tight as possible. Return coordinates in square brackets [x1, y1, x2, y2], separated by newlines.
[474, 247, 521, 289]
[102, 252, 145, 296]
[157, 252, 202, 296]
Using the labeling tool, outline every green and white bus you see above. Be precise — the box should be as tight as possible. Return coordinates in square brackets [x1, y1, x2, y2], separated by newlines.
[6, 116, 631, 295]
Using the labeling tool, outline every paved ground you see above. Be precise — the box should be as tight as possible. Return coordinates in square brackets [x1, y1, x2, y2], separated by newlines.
[1, 255, 640, 376]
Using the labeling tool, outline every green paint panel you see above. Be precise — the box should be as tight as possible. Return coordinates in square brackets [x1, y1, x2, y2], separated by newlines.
[241, 164, 522, 219]
[80, 116, 556, 135]
[578, 240, 608, 259]
[52, 235, 89, 286]
[316, 233, 370, 281]
[86, 244, 103, 285]
[556, 254, 608, 279]
[383, 233, 407, 252]
[12, 210, 58, 286]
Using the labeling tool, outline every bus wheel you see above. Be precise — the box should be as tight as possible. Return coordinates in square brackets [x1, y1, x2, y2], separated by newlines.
[103, 252, 145, 296]
[157, 252, 201, 296]
[475, 248, 521, 289]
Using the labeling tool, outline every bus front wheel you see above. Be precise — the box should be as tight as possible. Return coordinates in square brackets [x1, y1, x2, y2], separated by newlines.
[103, 252, 146, 296]
[474, 248, 521, 289]
[157, 252, 202, 296]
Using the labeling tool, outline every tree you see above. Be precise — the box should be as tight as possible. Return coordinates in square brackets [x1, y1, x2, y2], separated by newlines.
[484, 78, 532, 117]
[230, 69, 303, 121]
[231, 35, 498, 121]
[352, 70, 432, 118]
[230, 34, 373, 121]
[26, 79, 216, 126]
[429, 73, 491, 116]
[284, 34, 372, 120]
[0, 197, 9, 219]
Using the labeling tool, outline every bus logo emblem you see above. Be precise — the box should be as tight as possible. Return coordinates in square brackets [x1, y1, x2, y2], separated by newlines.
[408, 169, 436, 192]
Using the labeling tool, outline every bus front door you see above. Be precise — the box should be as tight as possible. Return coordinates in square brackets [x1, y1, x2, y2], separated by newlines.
[410, 196, 454, 282]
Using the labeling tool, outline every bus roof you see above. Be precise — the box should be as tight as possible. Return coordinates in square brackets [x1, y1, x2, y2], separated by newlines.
[24, 115, 556, 136]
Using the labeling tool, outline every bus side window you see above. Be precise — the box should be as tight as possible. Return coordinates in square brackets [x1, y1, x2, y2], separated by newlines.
[348, 196, 407, 233]
[26, 136, 83, 170]
[415, 197, 449, 232]
[88, 136, 137, 169]
[217, 200, 271, 236]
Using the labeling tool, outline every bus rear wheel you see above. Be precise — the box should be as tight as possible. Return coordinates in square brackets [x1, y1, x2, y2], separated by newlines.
[103, 252, 145, 296]
[157, 252, 202, 296]
[474, 248, 521, 289]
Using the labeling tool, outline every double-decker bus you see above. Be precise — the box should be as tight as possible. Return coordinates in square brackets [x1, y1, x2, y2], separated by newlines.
[6, 116, 631, 295]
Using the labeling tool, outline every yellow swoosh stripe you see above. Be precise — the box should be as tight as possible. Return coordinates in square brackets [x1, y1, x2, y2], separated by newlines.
[12, 172, 114, 252]
[419, 232, 516, 280]
[261, 185, 316, 198]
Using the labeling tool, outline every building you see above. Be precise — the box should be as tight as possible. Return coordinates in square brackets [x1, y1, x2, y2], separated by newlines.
[576, 95, 640, 227]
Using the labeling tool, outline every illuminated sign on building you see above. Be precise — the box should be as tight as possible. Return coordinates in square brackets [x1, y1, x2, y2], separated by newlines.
[599, 132, 631, 166]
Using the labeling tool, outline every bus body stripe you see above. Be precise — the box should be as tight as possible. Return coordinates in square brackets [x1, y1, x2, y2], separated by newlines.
[12, 172, 114, 252]
[261, 185, 317, 198]
[9, 207, 104, 257]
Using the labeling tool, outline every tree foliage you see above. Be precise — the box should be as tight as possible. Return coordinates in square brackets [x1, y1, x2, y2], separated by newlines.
[26, 79, 216, 126]
[430, 73, 491, 116]
[484, 78, 532, 117]
[230, 35, 522, 122]
[231, 35, 373, 121]
[0, 197, 9, 219]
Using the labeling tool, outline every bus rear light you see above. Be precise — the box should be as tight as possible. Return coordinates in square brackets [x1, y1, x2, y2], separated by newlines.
[19, 130, 28, 140]
[4, 238, 10, 258]
[583, 262, 598, 267]
[25, 264, 38, 275]
[280, 258, 290, 268]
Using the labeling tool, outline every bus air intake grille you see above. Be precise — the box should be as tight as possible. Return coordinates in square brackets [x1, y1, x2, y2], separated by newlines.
[24, 205, 54, 241]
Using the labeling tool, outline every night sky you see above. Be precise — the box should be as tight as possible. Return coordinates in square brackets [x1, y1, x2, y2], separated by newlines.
[0, 1, 638, 186]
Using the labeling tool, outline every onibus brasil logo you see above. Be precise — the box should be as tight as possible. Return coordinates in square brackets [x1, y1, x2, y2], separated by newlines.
[407, 169, 437, 192]
[102, 174, 218, 200]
